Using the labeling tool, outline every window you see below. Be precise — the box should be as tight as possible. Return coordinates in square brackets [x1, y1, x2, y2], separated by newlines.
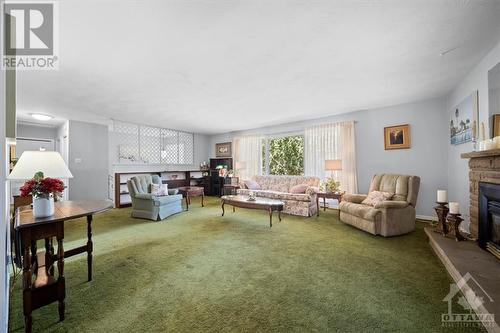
[262, 135, 304, 175]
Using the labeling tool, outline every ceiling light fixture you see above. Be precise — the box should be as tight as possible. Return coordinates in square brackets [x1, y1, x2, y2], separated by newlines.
[30, 113, 54, 121]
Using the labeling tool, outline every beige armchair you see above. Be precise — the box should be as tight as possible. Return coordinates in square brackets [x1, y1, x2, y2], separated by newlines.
[339, 174, 420, 237]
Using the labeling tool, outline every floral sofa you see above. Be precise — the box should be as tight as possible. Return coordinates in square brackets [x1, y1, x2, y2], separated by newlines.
[237, 175, 320, 217]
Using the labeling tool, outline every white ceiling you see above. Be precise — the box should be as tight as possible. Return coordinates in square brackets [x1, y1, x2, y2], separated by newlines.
[16, 0, 500, 134]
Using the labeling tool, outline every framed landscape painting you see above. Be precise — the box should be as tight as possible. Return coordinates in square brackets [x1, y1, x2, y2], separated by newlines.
[450, 91, 478, 145]
[384, 124, 410, 150]
[215, 142, 232, 157]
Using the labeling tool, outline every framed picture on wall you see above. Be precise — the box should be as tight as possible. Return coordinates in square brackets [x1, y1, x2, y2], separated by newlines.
[492, 114, 500, 137]
[9, 145, 16, 172]
[384, 124, 411, 150]
[215, 142, 232, 157]
[450, 91, 479, 145]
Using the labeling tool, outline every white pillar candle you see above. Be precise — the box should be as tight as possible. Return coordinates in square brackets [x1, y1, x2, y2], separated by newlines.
[449, 202, 460, 214]
[437, 190, 447, 203]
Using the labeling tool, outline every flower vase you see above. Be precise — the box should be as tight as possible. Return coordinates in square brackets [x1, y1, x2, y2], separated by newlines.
[33, 196, 55, 218]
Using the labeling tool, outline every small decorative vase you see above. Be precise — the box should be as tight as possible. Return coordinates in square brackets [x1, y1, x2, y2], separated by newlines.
[472, 138, 478, 151]
[33, 195, 55, 218]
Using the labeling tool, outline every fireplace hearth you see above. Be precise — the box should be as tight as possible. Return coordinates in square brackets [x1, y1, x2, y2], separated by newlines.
[479, 182, 500, 259]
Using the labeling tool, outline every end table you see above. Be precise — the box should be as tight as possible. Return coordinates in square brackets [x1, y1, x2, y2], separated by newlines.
[316, 191, 345, 217]
[176, 186, 204, 210]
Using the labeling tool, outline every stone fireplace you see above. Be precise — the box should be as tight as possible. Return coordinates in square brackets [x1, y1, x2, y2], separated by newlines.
[462, 149, 500, 256]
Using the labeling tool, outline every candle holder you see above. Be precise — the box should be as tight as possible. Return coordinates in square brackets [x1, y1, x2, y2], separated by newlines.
[433, 202, 449, 236]
[445, 213, 466, 241]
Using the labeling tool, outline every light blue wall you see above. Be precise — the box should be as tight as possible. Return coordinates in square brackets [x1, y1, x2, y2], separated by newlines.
[68, 120, 110, 201]
[209, 97, 449, 218]
[447, 40, 500, 231]
[17, 123, 57, 140]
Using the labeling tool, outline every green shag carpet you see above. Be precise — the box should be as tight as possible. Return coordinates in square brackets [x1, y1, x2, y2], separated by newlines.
[8, 197, 485, 332]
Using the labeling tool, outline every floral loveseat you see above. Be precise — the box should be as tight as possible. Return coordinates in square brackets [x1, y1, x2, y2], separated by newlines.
[237, 175, 320, 217]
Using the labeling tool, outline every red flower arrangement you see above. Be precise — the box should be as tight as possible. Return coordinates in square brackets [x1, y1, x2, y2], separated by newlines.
[20, 171, 65, 199]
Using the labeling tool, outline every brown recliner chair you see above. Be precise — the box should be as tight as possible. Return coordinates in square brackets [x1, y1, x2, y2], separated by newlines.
[339, 174, 420, 237]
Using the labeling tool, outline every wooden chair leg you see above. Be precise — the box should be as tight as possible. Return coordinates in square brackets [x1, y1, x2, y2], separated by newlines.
[22, 244, 33, 333]
[57, 232, 65, 321]
[86, 215, 93, 282]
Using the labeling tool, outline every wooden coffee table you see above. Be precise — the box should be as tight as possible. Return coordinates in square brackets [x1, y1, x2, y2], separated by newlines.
[176, 186, 204, 210]
[221, 195, 284, 227]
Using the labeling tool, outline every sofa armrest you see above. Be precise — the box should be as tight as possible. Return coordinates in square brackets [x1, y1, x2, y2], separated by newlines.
[135, 193, 153, 200]
[374, 201, 409, 209]
[168, 189, 179, 195]
[343, 194, 367, 204]
[306, 186, 320, 195]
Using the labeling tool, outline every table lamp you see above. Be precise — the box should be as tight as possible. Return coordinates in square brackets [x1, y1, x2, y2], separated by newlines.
[8, 151, 73, 217]
[325, 159, 342, 177]
[8, 151, 73, 180]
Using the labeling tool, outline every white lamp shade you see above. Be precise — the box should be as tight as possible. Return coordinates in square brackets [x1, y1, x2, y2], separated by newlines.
[235, 161, 247, 170]
[8, 151, 73, 180]
[325, 159, 342, 171]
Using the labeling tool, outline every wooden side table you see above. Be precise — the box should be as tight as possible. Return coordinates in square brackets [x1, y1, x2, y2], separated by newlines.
[316, 191, 345, 217]
[176, 186, 204, 210]
[14, 200, 112, 333]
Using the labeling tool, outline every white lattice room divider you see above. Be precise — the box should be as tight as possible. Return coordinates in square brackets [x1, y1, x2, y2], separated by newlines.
[140, 125, 162, 164]
[112, 120, 194, 165]
[179, 131, 194, 164]
[114, 121, 140, 163]
[161, 128, 179, 164]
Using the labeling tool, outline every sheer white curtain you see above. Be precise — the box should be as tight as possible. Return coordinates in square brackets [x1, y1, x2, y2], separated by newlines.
[304, 121, 358, 194]
[234, 135, 263, 180]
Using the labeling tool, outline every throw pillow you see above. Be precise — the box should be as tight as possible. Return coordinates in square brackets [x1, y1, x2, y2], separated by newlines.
[150, 183, 160, 195]
[361, 191, 393, 207]
[150, 183, 169, 196]
[290, 184, 308, 194]
[244, 180, 261, 190]
[159, 183, 169, 196]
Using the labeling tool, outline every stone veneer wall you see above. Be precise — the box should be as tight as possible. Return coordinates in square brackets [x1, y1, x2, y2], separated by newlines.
[463, 149, 500, 239]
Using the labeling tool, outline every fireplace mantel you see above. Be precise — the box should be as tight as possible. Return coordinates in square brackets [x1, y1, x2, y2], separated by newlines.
[462, 149, 500, 239]
[462, 149, 500, 159]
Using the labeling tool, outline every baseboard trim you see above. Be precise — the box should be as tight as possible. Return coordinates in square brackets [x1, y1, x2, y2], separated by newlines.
[416, 215, 437, 222]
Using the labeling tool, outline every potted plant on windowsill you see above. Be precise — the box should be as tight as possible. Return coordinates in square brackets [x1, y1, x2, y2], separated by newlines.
[20, 171, 65, 218]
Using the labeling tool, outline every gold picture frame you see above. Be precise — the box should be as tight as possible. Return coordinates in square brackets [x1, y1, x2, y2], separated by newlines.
[384, 124, 411, 150]
[215, 142, 232, 158]
[492, 114, 500, 137]
[9, 145, 16, 172]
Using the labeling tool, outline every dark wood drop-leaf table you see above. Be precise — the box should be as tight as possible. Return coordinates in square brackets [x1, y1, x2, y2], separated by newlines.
[14, 200, 113, 333]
